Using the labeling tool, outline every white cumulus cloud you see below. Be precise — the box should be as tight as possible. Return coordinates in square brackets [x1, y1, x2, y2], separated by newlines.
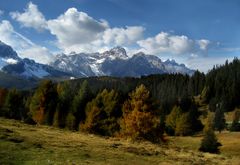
[47, 8, 108, 49]
[102, 26, 145, 45]
[137, 32, 210, 56]
[10, 2, 47, 31]
[47, 8, 144, 53]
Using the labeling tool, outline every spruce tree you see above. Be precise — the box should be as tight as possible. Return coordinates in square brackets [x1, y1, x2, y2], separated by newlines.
[3, 88, 22, 120]
[80, 89, 120, 136]
[214, 103, 225, 133]
[71, 80, 92, 129]
[230, 109, 240, 131]
[199, 114, 222, 153]
[54, 81, 73, 128]
[0, 88, 8, 116]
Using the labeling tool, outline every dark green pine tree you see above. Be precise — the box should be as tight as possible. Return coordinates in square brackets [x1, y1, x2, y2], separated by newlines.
[71, 80, 93, 130]
[214, 103, 226, 133]
[54, 81, 73, 128]
[230, 109, 240, 131]
[81, 89, 121, 136]
[0, 88, 8, 116]
[3, 88, 23, 120]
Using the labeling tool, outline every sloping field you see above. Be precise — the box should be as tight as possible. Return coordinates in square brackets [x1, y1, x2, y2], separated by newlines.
[0, 118, 238, 165]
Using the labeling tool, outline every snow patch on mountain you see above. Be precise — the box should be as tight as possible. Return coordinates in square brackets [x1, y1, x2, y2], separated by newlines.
[0, 58, 19, 69]
[4, 58, 18, 64]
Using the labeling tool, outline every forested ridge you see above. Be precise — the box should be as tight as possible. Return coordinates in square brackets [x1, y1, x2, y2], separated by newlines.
[0, 58, 240, 152]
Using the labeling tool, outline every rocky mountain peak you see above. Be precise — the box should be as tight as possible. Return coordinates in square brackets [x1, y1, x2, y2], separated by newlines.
[0, 41, 19, 59]
[102, 46, 128, 59]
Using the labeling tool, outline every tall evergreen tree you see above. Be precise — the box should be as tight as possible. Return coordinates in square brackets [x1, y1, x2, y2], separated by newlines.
[3, 88, 23, 120]
[0, 88, 8, 116]
[230, 109, 240, 131]
[214, 103, 225, 133]
[71, 80, 92, 129]
[80, 89, 121, 136]
[54, 81, 73, 128]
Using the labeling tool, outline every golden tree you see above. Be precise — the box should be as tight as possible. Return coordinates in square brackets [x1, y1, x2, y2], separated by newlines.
[121, 84, 162, 142]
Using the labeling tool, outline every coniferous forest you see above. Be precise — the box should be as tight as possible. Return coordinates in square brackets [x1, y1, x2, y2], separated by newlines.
[1, 58, 240, 153]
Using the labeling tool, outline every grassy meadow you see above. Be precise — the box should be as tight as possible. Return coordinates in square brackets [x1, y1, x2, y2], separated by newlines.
[0, 118, 239, 165]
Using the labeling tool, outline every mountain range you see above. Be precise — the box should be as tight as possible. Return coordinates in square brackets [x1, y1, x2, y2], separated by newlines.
[50, 46, 194, 78]
[0, 41, 194, 83]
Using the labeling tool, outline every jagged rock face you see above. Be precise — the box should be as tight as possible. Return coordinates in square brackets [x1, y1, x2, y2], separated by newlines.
[51, 47, 194, 77]
[163, 59, 194, 75]
[101, 46, 128, 59]
[101, 53, 165, 77]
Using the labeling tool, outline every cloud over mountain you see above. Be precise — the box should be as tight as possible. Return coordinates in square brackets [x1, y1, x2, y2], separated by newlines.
[137, 32, 210, 56]
[10, 2, 47, 31]
[0, 20, 53, 64]
[47, 8, 108, 48]
[47, 8, 145, 54]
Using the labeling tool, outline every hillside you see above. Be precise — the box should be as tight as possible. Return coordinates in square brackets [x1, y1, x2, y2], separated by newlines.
[0, 118, 239, 165]
[0, 71, 38, 89]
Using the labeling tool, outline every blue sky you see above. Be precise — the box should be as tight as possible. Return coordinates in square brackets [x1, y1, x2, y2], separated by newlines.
[0, 0, 239, 72]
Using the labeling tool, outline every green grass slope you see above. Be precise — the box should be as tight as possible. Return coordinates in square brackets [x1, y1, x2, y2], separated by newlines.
[0, 118, 238, 165]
